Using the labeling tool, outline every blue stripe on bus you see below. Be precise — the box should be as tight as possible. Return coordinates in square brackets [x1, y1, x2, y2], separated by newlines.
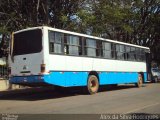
[99, 72, 138, 85]
[44, 72, 88, 87]
[10, 71, 147, 87]
[44, 71, 147, 87]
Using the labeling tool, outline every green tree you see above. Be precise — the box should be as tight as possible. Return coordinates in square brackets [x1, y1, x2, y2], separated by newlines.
[77, 0, 134, 40]
[77, 0, 160, 64]
[0, 0, 159, 64]
[131, 0, 160, 63]
[0, 0, 85, 58]
[49, 0, 85, 30]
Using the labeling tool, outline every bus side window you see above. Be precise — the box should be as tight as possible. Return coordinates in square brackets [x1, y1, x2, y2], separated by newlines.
[49, 31, 54, 53]
[49, 31, 63, 54]
[125, 46, 131, 60]
[136, 48, 141, 61]
[140, 49, 146, 62]
[85, 38, 96, 57]
[102, 42, 112, 59]
[64, 34, 81, 56]
[119, 45, 125, 60]
[130, 47, 136, 61]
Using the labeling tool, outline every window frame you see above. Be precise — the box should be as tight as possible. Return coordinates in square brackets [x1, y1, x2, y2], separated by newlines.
[102, 42, 112, 59]
[64, 34, 82, 56]
[49, 31, 64, 54]
[115, 44, 125, 60]
[84, 38, 97, 57]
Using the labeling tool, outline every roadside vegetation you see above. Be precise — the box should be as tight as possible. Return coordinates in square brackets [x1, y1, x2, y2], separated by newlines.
[0, 0, 159, 65]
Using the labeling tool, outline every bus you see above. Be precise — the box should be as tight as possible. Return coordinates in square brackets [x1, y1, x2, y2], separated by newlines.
[9, 26, 150, 94]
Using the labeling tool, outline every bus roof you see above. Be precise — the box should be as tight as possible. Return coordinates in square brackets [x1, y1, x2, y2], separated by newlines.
[14, 26, 150, 50]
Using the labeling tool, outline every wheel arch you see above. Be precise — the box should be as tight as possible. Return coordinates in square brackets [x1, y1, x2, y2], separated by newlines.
[88, 71, 99, 81]
[86, 71, 99, 94]
[138, 72, 144, 83]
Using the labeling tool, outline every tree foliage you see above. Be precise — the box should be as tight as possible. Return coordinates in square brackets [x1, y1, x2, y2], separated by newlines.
[78, 0, 160, 64]
[0, 0, 84, 57]
[0, 0, 159, 64]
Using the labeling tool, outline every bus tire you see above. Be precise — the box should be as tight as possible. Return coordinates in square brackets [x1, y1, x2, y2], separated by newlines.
[87, 75, 99, 95]
[135, 74, 143, 87]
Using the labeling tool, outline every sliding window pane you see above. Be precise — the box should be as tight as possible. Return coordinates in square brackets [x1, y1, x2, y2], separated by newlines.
[67, 35, 79, 45]
[103, 42, 111, 50]
[86, 39, 96, 48]
[69, 46, 79, 55]
[55, 32, 63, 43]
[87, 48, 96, 57]
[103, 50, 112, 58]
[54, 44, 62, 53]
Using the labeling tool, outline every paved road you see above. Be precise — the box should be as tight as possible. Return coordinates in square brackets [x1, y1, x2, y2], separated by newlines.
[0, 83, 160, 114]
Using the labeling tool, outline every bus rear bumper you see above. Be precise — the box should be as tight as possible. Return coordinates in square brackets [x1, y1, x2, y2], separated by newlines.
[9, 75, 50, 86]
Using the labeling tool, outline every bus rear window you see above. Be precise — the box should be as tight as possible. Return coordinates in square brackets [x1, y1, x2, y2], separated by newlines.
[13, 29, 42, 55]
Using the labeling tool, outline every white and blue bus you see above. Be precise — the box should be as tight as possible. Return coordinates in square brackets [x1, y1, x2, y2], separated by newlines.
[9, 26, 150, 94]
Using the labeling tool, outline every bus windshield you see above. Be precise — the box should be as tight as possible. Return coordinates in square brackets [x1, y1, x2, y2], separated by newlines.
[13, 29, 42, 55]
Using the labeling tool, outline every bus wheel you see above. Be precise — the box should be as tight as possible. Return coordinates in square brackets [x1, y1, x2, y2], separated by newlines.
[87, 75, 99, 95]
[136, 74, 143, 87]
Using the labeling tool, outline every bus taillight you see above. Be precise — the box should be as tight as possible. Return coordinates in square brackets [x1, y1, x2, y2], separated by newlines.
[41, 64, 46, 73]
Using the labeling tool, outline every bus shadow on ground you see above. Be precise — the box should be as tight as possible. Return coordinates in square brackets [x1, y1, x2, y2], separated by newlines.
[0, 84, 147, 101]
[99, 84, 147, 92]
